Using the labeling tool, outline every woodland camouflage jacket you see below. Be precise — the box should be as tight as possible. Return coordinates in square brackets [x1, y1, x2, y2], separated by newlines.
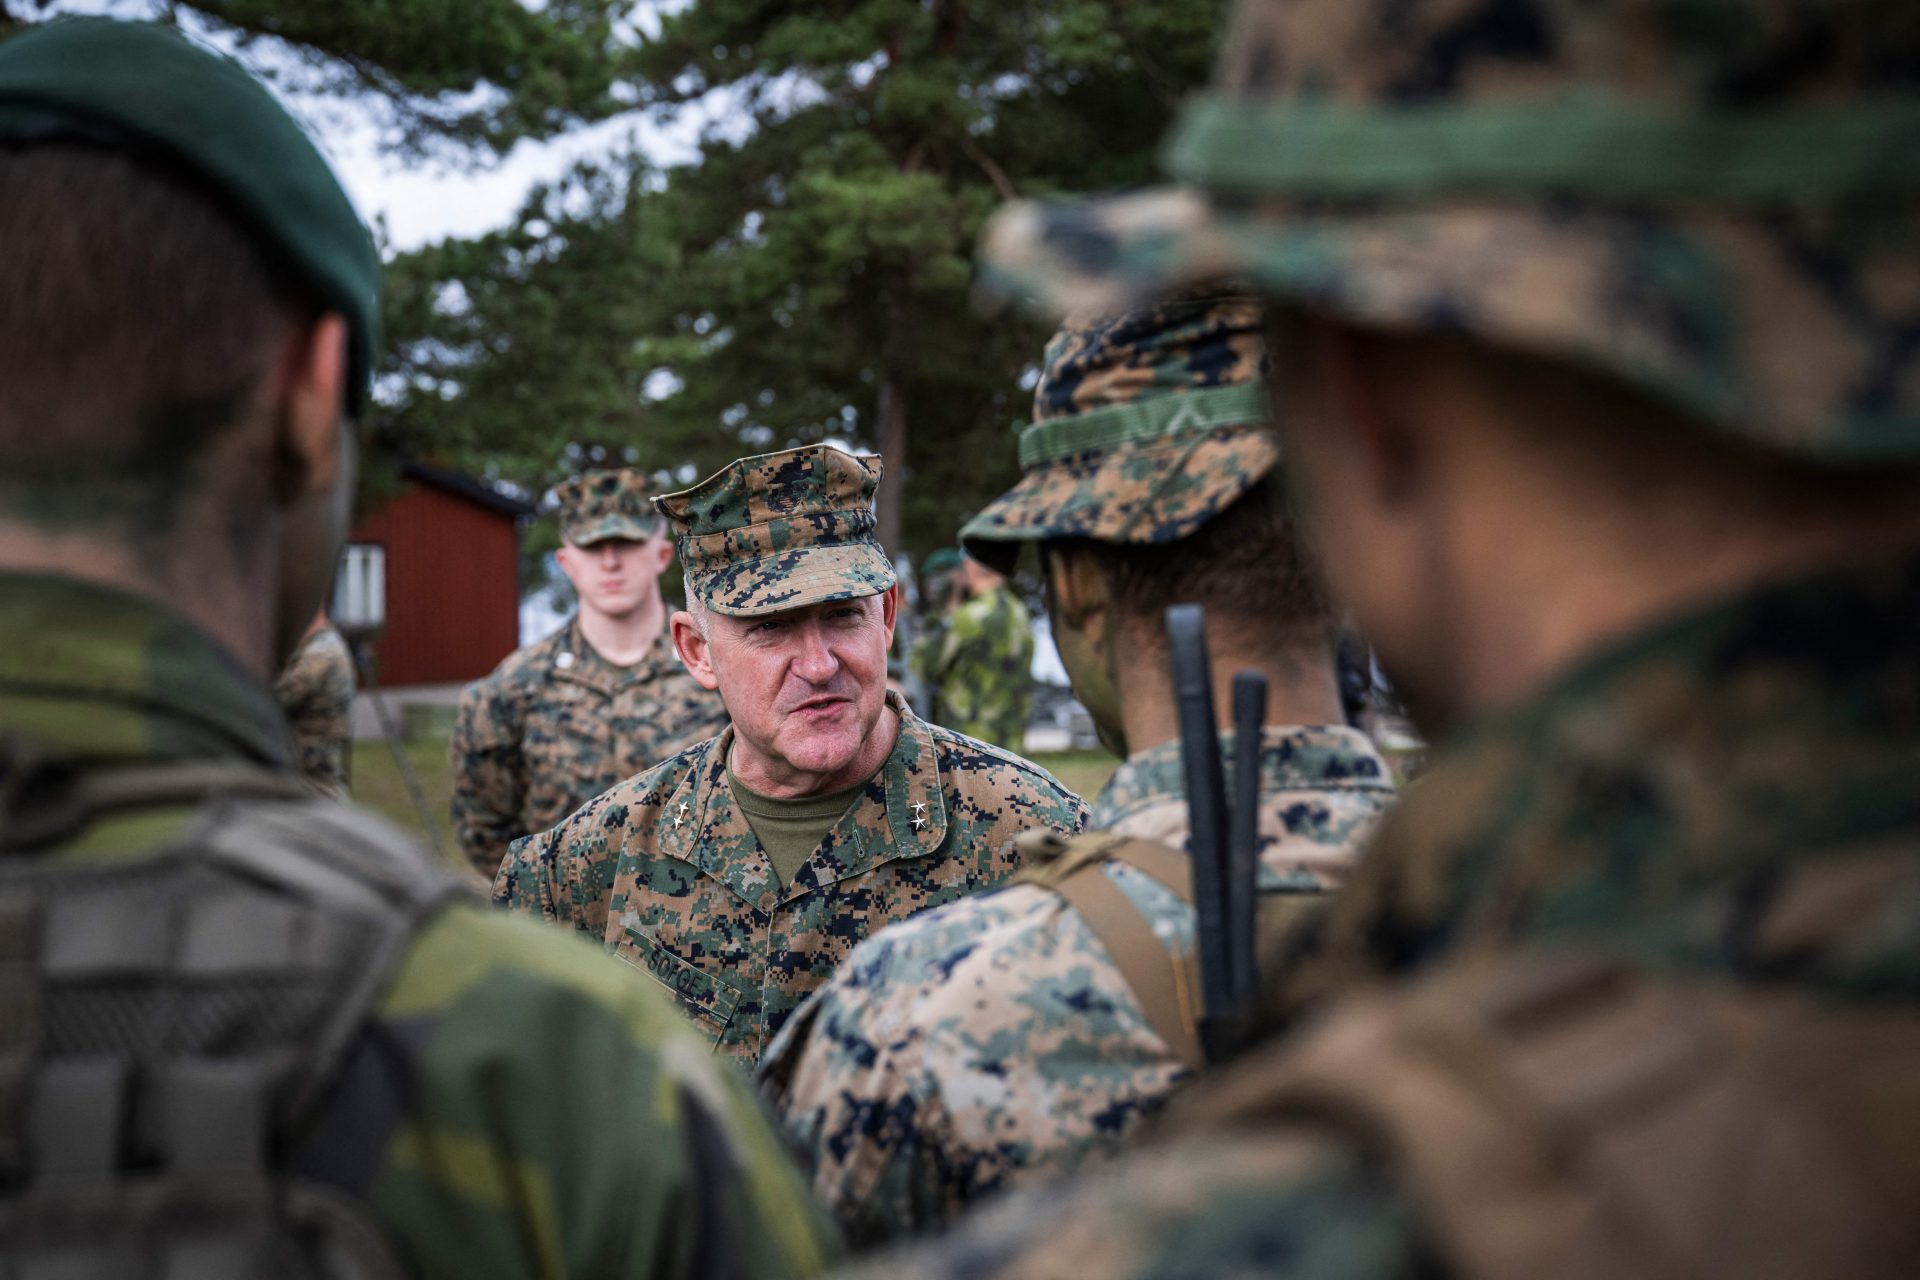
[0, 573, 834, 1280]
[917, 584, 1033, 751]
[762, 725, 1394, 1248]
[494, 692, 1089, 1064]
[450, 618, 727, 876]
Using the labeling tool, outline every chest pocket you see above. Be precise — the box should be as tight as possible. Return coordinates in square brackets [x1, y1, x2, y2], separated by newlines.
[618, 926, 742, 1047]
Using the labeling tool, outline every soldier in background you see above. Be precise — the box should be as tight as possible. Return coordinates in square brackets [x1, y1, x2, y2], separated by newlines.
[0, 18, 832, 1279]
[451, 468, 726, 876]
[905, 546, 962, 719]
[496, 445, 1088, 1065]
[914, 552, 1034, 750]
[273, 608, 357, 799]
[848, 0, 1920, 1276]
[761, 293, 1396, 1248]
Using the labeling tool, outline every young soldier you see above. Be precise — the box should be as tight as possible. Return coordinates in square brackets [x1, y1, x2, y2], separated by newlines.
[496, 445, 1089, 1064]
[451, 468, 725, 875]
[760, 294, 1395, 1247]
[851, 0, 1920, 1275]
[0, 19, 830, 1277]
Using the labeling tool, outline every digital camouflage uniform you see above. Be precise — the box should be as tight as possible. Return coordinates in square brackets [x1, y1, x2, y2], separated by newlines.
[917, 580, 1033, 750]
[0, 20, 833, 1278]
[846, 0, 1920, 1276]
[451, 468, 726, 876]
[762, 296, 1388, 1249]
[762, 725, 1391, 1247]
[0, 575, 835, 1279]
[494, 446, 1089, 1065]
[272, 622, 355, 800]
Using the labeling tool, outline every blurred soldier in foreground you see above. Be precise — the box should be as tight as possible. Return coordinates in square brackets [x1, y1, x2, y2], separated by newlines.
[0, 19, 830, 1277]
[451, 469, 726, 875]
[850, 0, 1920, 1275]
[274, 608, 356, 798]
[496, 446, 1088, 1064]
[912, 551, 1034, 750]
[761, 294, 1395, 1248]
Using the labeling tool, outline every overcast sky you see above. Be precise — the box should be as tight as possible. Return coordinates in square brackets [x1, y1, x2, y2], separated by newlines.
[41, 0, 706, 251]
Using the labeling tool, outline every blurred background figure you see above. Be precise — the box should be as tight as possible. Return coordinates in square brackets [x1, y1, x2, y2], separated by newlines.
[912, 550, 1034, 751]
[273, 607, 357, 799]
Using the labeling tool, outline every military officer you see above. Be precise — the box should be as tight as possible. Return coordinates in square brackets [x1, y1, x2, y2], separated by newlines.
[496, 444, 1089, 1064]
[914, 551, 1034, 750]
[274, 608, 357, 798]
[0, 19, 831, 1278]
[451, 467, 727, 875]
[761, 294, 1396, 1248]
[847, 0, 1920, 1276]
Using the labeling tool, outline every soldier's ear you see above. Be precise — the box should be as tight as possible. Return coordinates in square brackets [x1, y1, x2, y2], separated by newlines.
[270, 313, 350, 503]
[651, 536, 674, 572]
[1044, 547, 1109, 637]
[878, 584, 899, 644]
[671, 610, 720, 690]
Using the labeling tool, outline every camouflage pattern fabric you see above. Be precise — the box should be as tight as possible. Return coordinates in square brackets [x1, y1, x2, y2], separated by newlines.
[919, 583, 1034, 750]
[0, 573, 836, 1280]
[760, 725, 1393, 1249]
[272, 623, 355, 800]
[450, 618, 727, 877]
[655, 445, 898, 617]
[553, 467, 665, 545]
[979, 0, 1920, 461]
[960, 295, 1278, 574]
[838, 551, 1920, 1279]
[494, 692, 1089, 1064]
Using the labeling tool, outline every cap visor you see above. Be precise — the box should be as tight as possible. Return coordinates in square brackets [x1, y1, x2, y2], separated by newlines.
[701, 543, 898, 617]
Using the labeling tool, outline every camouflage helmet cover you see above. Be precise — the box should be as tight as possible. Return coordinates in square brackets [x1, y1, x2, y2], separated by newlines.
[981, 0, 1920, 461]
[552, 469, 665, 546]
[961, 293, 1279, 575]
[654, 445, 898, 617]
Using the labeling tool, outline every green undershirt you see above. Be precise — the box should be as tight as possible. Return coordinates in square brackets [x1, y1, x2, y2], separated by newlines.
[726, 767, 874, 886]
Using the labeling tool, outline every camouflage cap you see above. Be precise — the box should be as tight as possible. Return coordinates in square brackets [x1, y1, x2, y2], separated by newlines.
[553, 469, 665, 546]
[960, 293, 1279, 575]
[980, 0, 1920, 461]
[654, 445, 897, 617]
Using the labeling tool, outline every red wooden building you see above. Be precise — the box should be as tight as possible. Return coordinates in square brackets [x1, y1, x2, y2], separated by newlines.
[343, 462, 533, 687]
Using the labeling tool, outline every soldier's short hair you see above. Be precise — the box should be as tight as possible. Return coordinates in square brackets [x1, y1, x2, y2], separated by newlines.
[1046, 474, 1329, 645]
[0, 145, 317, 530]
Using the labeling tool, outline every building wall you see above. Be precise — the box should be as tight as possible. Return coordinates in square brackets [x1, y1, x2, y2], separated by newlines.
[350, 483, 520, 686]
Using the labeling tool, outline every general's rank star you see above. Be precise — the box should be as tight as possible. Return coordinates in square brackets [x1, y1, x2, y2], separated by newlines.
[911, 800, 929, 830]
[673, 801, 690, 829]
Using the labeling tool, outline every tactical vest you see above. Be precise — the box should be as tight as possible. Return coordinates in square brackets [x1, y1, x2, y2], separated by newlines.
[0, 744, 469, 1278]
[1013, 831, 1326, 1070]
[1166, 844, 1920, 1280]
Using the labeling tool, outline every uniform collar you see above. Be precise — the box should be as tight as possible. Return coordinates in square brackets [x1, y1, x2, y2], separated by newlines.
[652, 690, 948, 915]
[1286, 548, 1920, 1002]
[1091, 724, 1392, 830]
[548, 614, 678, 693]
[0, 572, 294, 768]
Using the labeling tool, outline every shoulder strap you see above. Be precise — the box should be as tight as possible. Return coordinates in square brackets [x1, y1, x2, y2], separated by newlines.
[1015, 831, 1204, 1069]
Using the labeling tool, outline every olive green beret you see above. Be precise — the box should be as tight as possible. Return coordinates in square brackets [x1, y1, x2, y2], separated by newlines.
[0, 18, 381, 416]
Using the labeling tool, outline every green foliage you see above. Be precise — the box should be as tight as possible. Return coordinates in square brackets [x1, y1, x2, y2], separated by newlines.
[5, 0, 1225, 570]
[5, 0, 640, 154]
[384, 0, 1224, 565]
